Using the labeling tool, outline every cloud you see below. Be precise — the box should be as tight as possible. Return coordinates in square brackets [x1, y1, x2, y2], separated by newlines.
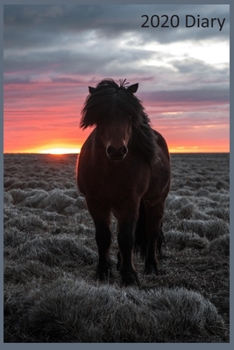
[3, 4, 229, 153]
[4, 5, 229, 49]
[142, 87, 229, 104]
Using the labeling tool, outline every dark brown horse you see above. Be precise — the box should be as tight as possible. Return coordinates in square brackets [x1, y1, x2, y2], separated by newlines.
[77, 79, 171, 286]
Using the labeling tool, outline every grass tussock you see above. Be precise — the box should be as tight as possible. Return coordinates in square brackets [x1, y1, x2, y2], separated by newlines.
[4, 153, 229, 342]
[5, 278, 226, 343]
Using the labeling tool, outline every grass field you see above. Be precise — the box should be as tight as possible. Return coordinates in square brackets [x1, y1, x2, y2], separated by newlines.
[4, 153, 229, 342]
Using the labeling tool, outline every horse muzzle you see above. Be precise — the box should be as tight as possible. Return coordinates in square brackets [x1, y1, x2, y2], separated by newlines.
[106, 145, 128, 161]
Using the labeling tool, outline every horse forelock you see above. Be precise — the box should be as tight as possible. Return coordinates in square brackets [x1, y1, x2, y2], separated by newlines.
[80, 79, 145, 128]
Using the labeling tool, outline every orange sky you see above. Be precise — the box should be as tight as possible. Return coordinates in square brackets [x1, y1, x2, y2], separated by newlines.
[4, 81, 229, 154]
[4, 96, 229, 154]
[4, 84, 229, 153]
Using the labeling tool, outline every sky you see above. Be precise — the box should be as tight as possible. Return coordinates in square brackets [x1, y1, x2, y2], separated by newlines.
[4, 4, 229, 153]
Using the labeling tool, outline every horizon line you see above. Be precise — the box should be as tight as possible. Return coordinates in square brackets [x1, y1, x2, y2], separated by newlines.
[3, 151, 230, 155]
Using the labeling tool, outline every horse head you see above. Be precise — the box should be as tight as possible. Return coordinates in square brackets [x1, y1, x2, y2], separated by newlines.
[83, 80, 139, 161]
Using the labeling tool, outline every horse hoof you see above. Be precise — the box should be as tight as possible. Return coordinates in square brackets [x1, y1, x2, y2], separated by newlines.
[97, 263, 112, 280]
[144, 263, 158, 275]
[121, 271, 140, 287]
[97, 269, 112, 281]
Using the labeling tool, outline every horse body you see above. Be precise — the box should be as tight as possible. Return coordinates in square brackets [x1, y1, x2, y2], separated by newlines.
[77, 79, 171, 285]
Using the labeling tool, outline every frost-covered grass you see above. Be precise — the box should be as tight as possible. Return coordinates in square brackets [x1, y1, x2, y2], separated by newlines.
[4, 153, 229, 342]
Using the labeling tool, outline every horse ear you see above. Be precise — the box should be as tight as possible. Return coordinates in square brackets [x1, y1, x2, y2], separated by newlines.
[88, 86, 96, 94]
[128, 83, 138, 93]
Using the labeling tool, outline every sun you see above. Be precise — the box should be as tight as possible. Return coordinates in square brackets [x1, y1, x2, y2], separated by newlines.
[39, 147, 80, 155]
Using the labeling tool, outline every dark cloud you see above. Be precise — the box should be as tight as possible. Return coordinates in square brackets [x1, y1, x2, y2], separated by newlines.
[4, 4, 229, 49]
[142, 87, 229, 104]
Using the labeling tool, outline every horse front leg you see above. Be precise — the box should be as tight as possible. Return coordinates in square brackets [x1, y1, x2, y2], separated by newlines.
[144, 201, 165, 275]
[86, 199, 112, 280]
[95, 221, 112, 280]
[116, 201, 140, 286]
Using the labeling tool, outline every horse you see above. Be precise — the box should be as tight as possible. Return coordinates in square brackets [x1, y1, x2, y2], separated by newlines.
[77, 78, 171, 286]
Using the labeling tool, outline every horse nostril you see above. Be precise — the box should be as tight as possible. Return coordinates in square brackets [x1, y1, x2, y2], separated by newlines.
[106, 145, 128, 160]
[120, 146, 128, 157]
[106, 145, 116, 158]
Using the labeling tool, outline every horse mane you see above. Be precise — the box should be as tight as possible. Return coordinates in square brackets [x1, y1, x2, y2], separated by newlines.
[80, 78, 157, 164]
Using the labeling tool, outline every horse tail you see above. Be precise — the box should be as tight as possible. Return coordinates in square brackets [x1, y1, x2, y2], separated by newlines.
[134, 201, 165, 259]
[157, 223, 165, 259]
[134, 201, 148, 258]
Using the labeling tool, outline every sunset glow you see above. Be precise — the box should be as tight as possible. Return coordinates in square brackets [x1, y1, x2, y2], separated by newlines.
[38, 147, 81, 155]
[4, 5, 229, 154]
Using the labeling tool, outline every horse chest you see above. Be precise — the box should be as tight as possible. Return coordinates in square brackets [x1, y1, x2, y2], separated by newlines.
[99, 167, 133, 194]
[93, 160, 149, 201]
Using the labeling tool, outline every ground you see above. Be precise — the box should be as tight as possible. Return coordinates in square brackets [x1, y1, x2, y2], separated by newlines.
[4, 153, 229, 342]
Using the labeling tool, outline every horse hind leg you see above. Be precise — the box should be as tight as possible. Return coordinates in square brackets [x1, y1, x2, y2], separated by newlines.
[144, 201, 165, 275]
